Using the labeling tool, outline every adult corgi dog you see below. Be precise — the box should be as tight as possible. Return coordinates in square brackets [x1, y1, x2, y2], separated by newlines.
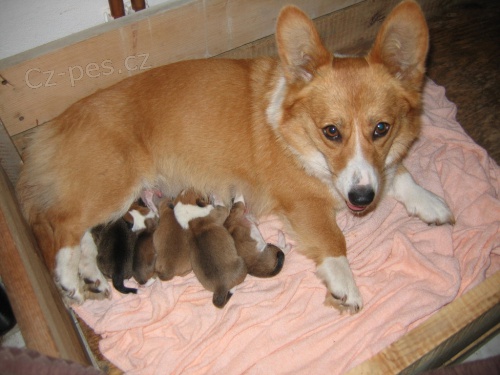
[17, 0, 453, 312]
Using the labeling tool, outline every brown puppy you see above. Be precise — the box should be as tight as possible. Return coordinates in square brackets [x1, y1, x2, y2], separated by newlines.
[224, 194, 285, 278]
[132, 214, 158, 285]
[174, 189, 247, 308]
[92, 218, 138, 294]
[92, 201, 156, 294]
[153, 197, 192, 281]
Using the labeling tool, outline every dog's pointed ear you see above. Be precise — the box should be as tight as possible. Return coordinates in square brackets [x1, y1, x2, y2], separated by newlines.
[276, 5, 332, 84]
[368, 0, 429, 89]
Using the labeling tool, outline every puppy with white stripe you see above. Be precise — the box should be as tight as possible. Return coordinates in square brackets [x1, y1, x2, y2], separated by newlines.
[174, 189, 247, 308]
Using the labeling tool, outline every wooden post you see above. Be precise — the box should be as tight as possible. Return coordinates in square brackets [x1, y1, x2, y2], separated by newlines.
[0, 165, 91, 365]
[131, 0, 146, 12]
[108, 0, 126, 19]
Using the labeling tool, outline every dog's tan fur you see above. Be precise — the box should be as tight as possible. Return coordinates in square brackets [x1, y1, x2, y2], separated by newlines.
[17, 1, 453, 311]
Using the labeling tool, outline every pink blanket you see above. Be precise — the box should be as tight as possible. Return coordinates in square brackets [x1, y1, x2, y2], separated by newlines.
[74, 80, 500, 375]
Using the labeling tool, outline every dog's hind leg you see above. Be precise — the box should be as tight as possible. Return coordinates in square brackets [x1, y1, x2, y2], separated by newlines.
[79, 230, 111, 298]
[31, 212, 88, 304]
[54, 244, 84, 304]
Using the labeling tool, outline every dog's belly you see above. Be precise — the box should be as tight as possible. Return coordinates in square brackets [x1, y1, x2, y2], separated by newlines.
[153, 160, 275, 219]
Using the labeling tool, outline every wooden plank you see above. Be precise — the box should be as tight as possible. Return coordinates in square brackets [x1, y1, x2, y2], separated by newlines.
[347, 271, 500, 374]
[0, 119, 21, 185]
[0, 165, 90, 365]
[0, 0, 360, 137]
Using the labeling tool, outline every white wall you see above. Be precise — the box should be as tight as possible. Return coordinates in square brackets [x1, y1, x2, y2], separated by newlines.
[0, 0, 170, 60]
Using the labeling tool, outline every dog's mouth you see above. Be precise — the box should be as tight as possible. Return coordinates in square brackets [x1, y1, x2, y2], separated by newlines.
[346, 201, 369, 213]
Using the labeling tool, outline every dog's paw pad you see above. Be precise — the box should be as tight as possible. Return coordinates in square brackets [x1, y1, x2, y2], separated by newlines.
[324, 293, 361, 314]
[59, 284, 85, 305]
[82, 277, 111, 298]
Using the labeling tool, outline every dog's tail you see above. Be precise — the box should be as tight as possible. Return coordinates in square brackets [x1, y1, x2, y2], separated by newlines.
[212, 287, 233, 308]
[16, 176, 60, 270]
[27, 211, 58, 270]
[16, 124, 61, 268]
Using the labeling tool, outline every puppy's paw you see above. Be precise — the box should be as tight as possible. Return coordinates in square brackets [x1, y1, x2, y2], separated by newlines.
[317, 256, 363, 314]
[140, 277, 157, 288]
[404, 187, 455, 225]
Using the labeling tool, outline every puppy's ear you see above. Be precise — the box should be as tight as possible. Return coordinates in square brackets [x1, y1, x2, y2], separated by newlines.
[196, 199, 207, 208]
[123, 212, 135, 230]
[368, 0, 429, 89]
[145, 218, 158, 232]
[276, 5, 331, 84]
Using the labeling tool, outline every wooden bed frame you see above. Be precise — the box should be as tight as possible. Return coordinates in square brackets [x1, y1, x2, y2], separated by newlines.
[1, 0, 498, 373]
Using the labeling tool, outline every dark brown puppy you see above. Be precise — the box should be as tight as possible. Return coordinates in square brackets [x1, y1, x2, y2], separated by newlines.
[93, 218, 138, 294]
[153, 197, 192, 281]
[174, 189, 247, 308]
[93, 202, 156, 294]
[224, 195, 285, 278]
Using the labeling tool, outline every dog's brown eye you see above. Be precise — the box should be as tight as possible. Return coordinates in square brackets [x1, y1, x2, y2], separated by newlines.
[323, 125, 341, 141]
[373, 122, 390, 138]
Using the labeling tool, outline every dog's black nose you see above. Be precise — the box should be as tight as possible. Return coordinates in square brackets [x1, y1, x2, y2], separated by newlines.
[348, 186, 375, 207]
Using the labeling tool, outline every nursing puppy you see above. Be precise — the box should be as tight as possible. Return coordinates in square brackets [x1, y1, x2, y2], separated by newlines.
[174, 189, 247, 308]
[92, 218, 138, 295]
[91, 201, 157, 295]
[224, 195, 285, 278]
[153, 196, 192, 281]
[132, 212, 158, 285]
[17, 1, 454, 311]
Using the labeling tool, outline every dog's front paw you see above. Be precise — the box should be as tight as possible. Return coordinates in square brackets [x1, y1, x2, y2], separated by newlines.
[404, 187, 455, 225]
[316, 256, 363, 314]
[390, 169, 454, 225]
